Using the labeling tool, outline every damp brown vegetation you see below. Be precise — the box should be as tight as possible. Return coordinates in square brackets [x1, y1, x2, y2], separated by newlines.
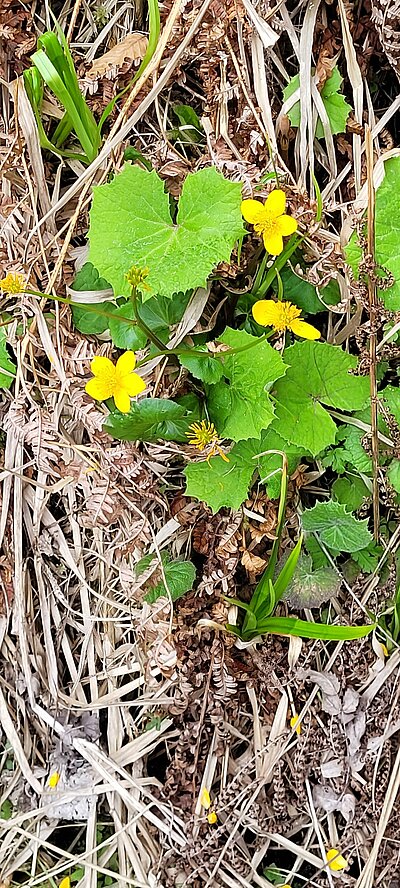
[1, 2, 400, 888]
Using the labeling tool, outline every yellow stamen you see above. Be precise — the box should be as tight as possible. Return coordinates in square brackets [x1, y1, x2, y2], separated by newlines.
[126, 265, 151, 292]
[0, 272, 26, 294]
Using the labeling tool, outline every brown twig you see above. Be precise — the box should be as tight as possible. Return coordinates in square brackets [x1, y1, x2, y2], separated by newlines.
[365, 125, 380, 542]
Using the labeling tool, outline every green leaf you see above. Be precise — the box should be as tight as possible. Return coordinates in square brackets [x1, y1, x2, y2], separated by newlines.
[278, 265, 340, 314]
[332, 475, 371, 510]
[352, 543, 383, 573]
[388, 459, 400, 494]
[144, 559, 196, 604]
[88, 165, 244, 299]
[207, 328, 286, 442]
[345, 157, 400, 311]
[104, 397, 201, 442]
[323, 426, 372, 475]
[70, 262, 114, 334]
[184, 438, 258, 512]
[284, 67, 352, 138]
[273, 341, 369, 455]
[0, 329, 16, 389]
[254, 615, 373, 641]
[305, 534, 330, 568]
[256, 425, 305, 498]
[383, 384, 400, 425]
[284, 554, 341, 609]
[108, 300, 147, 350]
[71, 262, 111, 292]
[302, 500, 373, 553]
[180, 348, 224, 384]
[138, 291, 191, 330]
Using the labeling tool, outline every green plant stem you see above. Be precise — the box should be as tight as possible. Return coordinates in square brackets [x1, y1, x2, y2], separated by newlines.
[21, 287, 274, 362]
[129, 287, 166, 352]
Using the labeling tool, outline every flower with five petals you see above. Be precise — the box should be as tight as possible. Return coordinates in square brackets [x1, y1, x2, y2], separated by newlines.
[252, 299, 320, 340]
[85, 351, 146, 413]
[241, 189, 298, 255]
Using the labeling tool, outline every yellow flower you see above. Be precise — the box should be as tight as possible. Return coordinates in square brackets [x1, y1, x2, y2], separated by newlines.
[0, 272, 26, 294]
[187, 421, 230, 464]
[200, 787, 211, 809]
[207, 811, 218, 824]
[241, 190, 298, 255]
[85, 351, 146, 413]
[48, 771, 60, 788]
[126, 265, 151, 293]
[326, 848, 348, 871]
[252, 299, 320, 340]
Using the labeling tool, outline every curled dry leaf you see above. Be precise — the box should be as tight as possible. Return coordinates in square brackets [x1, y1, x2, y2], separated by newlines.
[313, 784, 356, 823]
[87, 33, 148, 80]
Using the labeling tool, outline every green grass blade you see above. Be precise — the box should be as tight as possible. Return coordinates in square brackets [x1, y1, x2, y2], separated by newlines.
[273, 535, 303, 604]
[252, 616, 374, 641]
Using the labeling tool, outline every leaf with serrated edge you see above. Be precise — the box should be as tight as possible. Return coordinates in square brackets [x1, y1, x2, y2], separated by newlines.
[284, 554, 341, 609]
[207, 328, 286, 442]
[273, 341, 369, 455]
[184, 439, 259, 512]
[88, 165, 244, 299]
[104, 397, 200, 442]
[302, 500, 373, 553]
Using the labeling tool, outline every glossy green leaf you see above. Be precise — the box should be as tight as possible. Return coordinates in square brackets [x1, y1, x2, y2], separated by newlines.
[88, 165, 244, 299]
[254, 616, 373, 640]
[108, 301, 147, 350]
[180, 348, 224, 384]
[184, 438, 258, 512]
[273, 341, 370, 455]
[144, 559, 196, 604]
[207, 328, 286, 441]
[104, 397, 200, 442]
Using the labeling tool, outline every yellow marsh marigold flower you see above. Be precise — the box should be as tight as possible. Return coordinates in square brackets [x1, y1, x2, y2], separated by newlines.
[241, 190, 298, 255]
[252, 299, 320, 340]
[0, 272, 26, 294]
[326, 849, 348, 871]
[85, 351, 146, 413]
[126, 265, 151, 292]
[187, 420, 230, 464]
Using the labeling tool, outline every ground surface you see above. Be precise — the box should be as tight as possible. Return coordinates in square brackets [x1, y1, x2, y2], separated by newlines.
[1, 1, 400, 887]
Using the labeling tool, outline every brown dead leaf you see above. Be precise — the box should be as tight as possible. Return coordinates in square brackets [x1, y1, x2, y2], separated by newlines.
[315, 50, 338, 91]
[87, 33, 148, 80]
[241, 549, 267, 579]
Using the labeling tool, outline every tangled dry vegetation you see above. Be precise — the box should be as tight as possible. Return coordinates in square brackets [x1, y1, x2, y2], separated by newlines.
[1, 1, 400, 887]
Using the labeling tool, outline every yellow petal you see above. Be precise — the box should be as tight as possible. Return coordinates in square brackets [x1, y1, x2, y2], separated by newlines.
[123, 373, 146, 397]
[114, 388, 131, 413]
[275, 214, 298, 236]
[241, 199, 266, 224]
[264, 189, 286, 217]
[48, 771, 60, 788]
[326, 849, 348, 871]
[262, 230, 284, 255]
[59, 879, 70, 888]
[252, 300, 281, 327]
[85, 376, 115, 401]
[90, 356, 115, 378]
[116, 351, 136, 376]
[289, 318, 321, 340]
[200, 787, 211, 809]
[290, 715, 301, 735]
[207, 811, 218, 824]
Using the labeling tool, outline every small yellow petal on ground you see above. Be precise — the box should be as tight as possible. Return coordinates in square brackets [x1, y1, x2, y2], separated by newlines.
[207, 811, 218, 824]
[200, 787, 211, 809]
[59, 878, 70, 888]
[326, 848, 348, 871]
[48, 771, 60, 788]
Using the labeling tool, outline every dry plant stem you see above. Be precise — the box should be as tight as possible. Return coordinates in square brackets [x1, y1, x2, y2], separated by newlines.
[66, 0, 83, 42]
[366, 125, 380, 542]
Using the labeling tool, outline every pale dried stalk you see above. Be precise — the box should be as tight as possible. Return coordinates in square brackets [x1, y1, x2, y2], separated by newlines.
[366, 126, 380, 542]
